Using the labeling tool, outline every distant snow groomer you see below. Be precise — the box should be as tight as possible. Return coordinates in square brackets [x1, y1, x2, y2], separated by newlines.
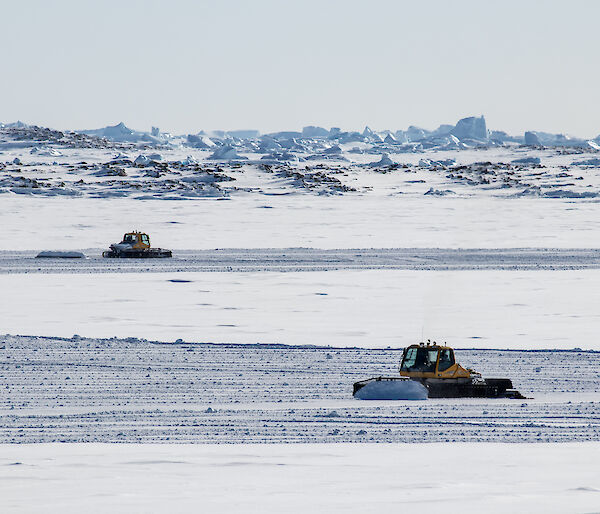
[353, 341, 526, 399]
[102, 231, 172, 258]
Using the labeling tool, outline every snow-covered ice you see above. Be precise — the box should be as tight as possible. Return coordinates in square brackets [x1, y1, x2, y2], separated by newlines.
[1, 443, 599, 514]
[2, 269, 600, 349]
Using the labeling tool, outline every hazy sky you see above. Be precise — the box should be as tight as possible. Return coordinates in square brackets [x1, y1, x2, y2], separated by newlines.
[2, 0, 599, 136]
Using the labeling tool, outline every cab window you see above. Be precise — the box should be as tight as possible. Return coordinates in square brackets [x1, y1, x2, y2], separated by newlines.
[401, 347, 438, 372]
[437, 349, 455, 371]
[141, 235, 149, 245]
[400, 348, 417, 371]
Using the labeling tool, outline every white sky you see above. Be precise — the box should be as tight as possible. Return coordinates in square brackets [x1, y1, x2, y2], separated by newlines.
[2, 0, 599, 136]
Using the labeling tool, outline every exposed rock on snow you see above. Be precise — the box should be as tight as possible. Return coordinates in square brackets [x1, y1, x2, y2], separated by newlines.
[572, 157, 600, 166]
[354, 379, 428, 400]
[419, 158, 455, 168]
[424, 188, 456, 196]
[260, 151, 297, 163]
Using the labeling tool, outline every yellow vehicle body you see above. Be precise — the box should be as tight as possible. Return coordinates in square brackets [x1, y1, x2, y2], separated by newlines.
[399, 343, 473, 380]
[122, 231, 151, 250]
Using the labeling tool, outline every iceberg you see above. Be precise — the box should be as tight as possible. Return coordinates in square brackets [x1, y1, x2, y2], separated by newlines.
[30, 146, 62, 156]
[451, 115, 488, 141]
[524, 131, 541, 146]
[227, 130, 260, 139]
[187, 134, 216, 148]
[208, 145, 247, 161]
[302, 126, 329, 138]
[133, 155, 151, 166]
[368, 154, 395, 167]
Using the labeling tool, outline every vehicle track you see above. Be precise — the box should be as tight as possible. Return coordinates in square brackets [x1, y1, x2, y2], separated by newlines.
[2, 247, 600, 273]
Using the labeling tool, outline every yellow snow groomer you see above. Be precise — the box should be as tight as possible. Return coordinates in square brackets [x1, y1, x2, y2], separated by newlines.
[102, 231, 172, 258]
[354, 341, 525, 399]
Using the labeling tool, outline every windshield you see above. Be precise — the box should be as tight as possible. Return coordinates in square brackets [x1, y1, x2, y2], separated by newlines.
[122, 234, 137, 243]
[401, 347, 438, 372]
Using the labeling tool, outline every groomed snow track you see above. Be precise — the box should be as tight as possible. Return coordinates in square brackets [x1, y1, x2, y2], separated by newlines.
[3, 247, 600, 274]
[1, 335, 599, 444]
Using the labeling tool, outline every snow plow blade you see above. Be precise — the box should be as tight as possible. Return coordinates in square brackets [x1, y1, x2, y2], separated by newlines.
[353, 376, 428, 400]
[353, 376, 405, 396]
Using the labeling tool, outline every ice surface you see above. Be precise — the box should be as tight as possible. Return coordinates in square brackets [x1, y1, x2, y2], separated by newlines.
[2, 443, 599, 514]
[2, 269, 600, 349]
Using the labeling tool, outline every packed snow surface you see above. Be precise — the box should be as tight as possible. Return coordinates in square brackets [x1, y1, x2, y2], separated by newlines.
[1, 443, 599, 514]
[1, 334, 599, 444]
[2, 195, 600, 252]
[4, 248, 600, 273]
